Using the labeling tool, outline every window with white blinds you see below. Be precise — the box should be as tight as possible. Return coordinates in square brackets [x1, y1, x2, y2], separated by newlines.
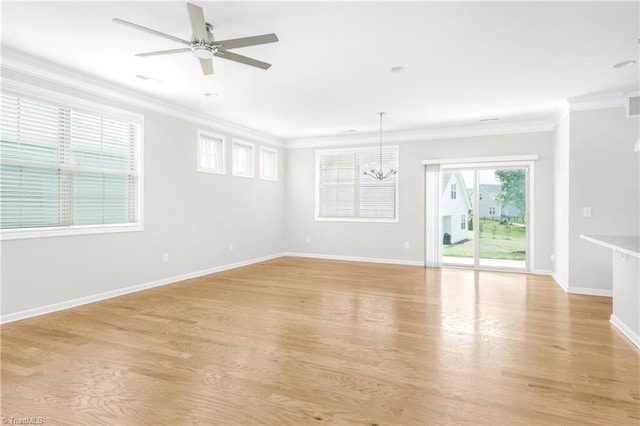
[232, 140, 254, 178]
[0, 88, 142, 239]
[315, 146, 399, 222]
[260, 146, 278, 181]
[197, 130, 225, 174]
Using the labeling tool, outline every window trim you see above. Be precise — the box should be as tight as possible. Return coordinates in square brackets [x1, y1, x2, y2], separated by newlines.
[0, 79, 144, 241]
[231, 139, 255, 178]
[259, 146, 278, 181]
[197, 129, 226, 175]
[314, 145, 399, 223]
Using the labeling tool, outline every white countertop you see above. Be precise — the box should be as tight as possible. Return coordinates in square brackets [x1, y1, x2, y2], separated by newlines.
[580, 235, 640, 259]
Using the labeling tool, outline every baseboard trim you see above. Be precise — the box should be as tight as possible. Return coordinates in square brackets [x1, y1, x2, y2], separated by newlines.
[531, 269, 553, 276]
[550, 274, 612, 297]
[283, 252, 424, 267]
[567, 286, 612, 297]
[0, 252, 285, 324]
[551, 273, 569, 292]
[610, 315, 640, 349]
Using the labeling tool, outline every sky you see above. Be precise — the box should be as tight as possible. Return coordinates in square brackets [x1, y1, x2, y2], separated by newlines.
[460, 169, 501, 189]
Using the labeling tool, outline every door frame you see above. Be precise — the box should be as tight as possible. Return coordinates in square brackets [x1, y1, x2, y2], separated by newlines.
[423, 155, 536, 272]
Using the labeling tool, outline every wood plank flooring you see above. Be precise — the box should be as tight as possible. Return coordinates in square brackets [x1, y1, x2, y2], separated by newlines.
[2, 257, 639, 425]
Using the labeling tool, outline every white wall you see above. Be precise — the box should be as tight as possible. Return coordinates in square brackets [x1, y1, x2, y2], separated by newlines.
[552, 114, 571, 287]
[0, 69, 286, 317]
[567, 107, 639, 291]
[286, 131, 555, 271]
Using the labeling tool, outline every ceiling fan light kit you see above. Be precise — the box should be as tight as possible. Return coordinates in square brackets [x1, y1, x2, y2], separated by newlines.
[192, 45, 215, 60]
[113, 2, 278, 75]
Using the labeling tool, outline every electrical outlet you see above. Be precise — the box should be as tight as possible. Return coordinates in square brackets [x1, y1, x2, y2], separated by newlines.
[404, 242, 410, 249]
[228, 243, 234, 252]
[305, 236, 311, 244]
[583, 207, 592, 217]
[162, 253, 169, 263]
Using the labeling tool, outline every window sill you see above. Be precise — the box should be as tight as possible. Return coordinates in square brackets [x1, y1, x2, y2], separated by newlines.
[1, 223, 144, 241]
[315, 217, 399, 224]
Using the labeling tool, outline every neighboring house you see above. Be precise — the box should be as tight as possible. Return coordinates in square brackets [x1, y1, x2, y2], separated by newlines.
[476, 184, 502, 220]
[441, 172, 471, 244]
[469, 184, 523, 220]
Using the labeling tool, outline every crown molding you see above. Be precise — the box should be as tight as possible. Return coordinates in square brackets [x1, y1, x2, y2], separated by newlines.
[551, 99, 570, 127]
[566, 90, 628, 112]
[286, 118, 556, 149]
[4, 48, 634, 151]
[1, 47, 284, 147]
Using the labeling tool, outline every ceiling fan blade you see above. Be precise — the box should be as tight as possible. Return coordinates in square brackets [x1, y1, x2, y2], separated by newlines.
[213, 34, 278, 50]
[136, 48, 192, 57]
[200, 58, 214, 75]
[113, 18, 192, 46]
[215, 50, 271, 70]
[187, 3, 208, 41]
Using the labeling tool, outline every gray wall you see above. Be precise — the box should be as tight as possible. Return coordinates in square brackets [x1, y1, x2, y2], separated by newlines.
[4, 69, 636, 319]
[566, 107, 639, 291]
[1, 69, 286, 316]
[286, 132, 555, 272]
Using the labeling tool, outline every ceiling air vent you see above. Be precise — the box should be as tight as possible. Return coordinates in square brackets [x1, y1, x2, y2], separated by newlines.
[626, 95, 640, 117]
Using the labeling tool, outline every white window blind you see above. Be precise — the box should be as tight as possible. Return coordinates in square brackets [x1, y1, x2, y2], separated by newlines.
[316, 146, 398, 221]
[232, 140, 254, 178]
[1, 90, 142, 239]
[260, 146, 278, 181]
[197, 130, 225, 174]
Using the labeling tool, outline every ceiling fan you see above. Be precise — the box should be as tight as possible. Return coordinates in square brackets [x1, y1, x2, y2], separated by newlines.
[113, 2, 278, 75]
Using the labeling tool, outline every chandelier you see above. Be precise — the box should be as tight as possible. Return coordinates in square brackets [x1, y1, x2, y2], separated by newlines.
[361, 112, 397, 180]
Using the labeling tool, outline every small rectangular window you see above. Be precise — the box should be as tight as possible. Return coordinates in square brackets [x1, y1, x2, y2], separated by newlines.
[197, 130, 225, 174]
[232, 140, 255, 178]
[489, 206, 496, 215]
[451, 183, 457, 200]
[461, 214, 466, 230]
[260, 146, 278, 181]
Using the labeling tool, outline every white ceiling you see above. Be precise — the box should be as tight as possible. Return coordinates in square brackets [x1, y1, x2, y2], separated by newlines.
[2, 1, 639, 143]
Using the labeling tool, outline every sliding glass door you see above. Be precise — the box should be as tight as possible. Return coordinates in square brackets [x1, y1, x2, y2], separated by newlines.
[441, 166, 528, 271]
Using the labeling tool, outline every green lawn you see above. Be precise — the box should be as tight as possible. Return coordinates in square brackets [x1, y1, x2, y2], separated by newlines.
[443, 220, 526, 260]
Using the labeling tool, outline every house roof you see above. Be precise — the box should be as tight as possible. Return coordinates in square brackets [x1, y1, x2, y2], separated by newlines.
[468, 184, 502, 199]
[442, 171, 472, 209]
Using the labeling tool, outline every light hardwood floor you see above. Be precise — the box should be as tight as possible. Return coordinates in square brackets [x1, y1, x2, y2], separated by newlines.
[2, 257, 639, 425]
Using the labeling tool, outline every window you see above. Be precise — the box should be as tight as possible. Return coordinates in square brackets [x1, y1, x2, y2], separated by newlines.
[461, 214, 466, 230]
[479, 192, 483, 200]
[451, 183, 457, 200]
[1, 86, 142, 240]
[259, 146, 278, 181]
[197, 130, 225, 174]
[232, 140, 254, 178]
[316, 146, 399, 221]
[489, 206, 496, 215]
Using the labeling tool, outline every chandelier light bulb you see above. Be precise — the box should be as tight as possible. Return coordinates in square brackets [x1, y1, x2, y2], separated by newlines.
[362, 112, 397, 181]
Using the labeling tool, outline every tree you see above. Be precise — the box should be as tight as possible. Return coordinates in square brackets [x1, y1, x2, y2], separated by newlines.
[494, 170, 525, 221]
